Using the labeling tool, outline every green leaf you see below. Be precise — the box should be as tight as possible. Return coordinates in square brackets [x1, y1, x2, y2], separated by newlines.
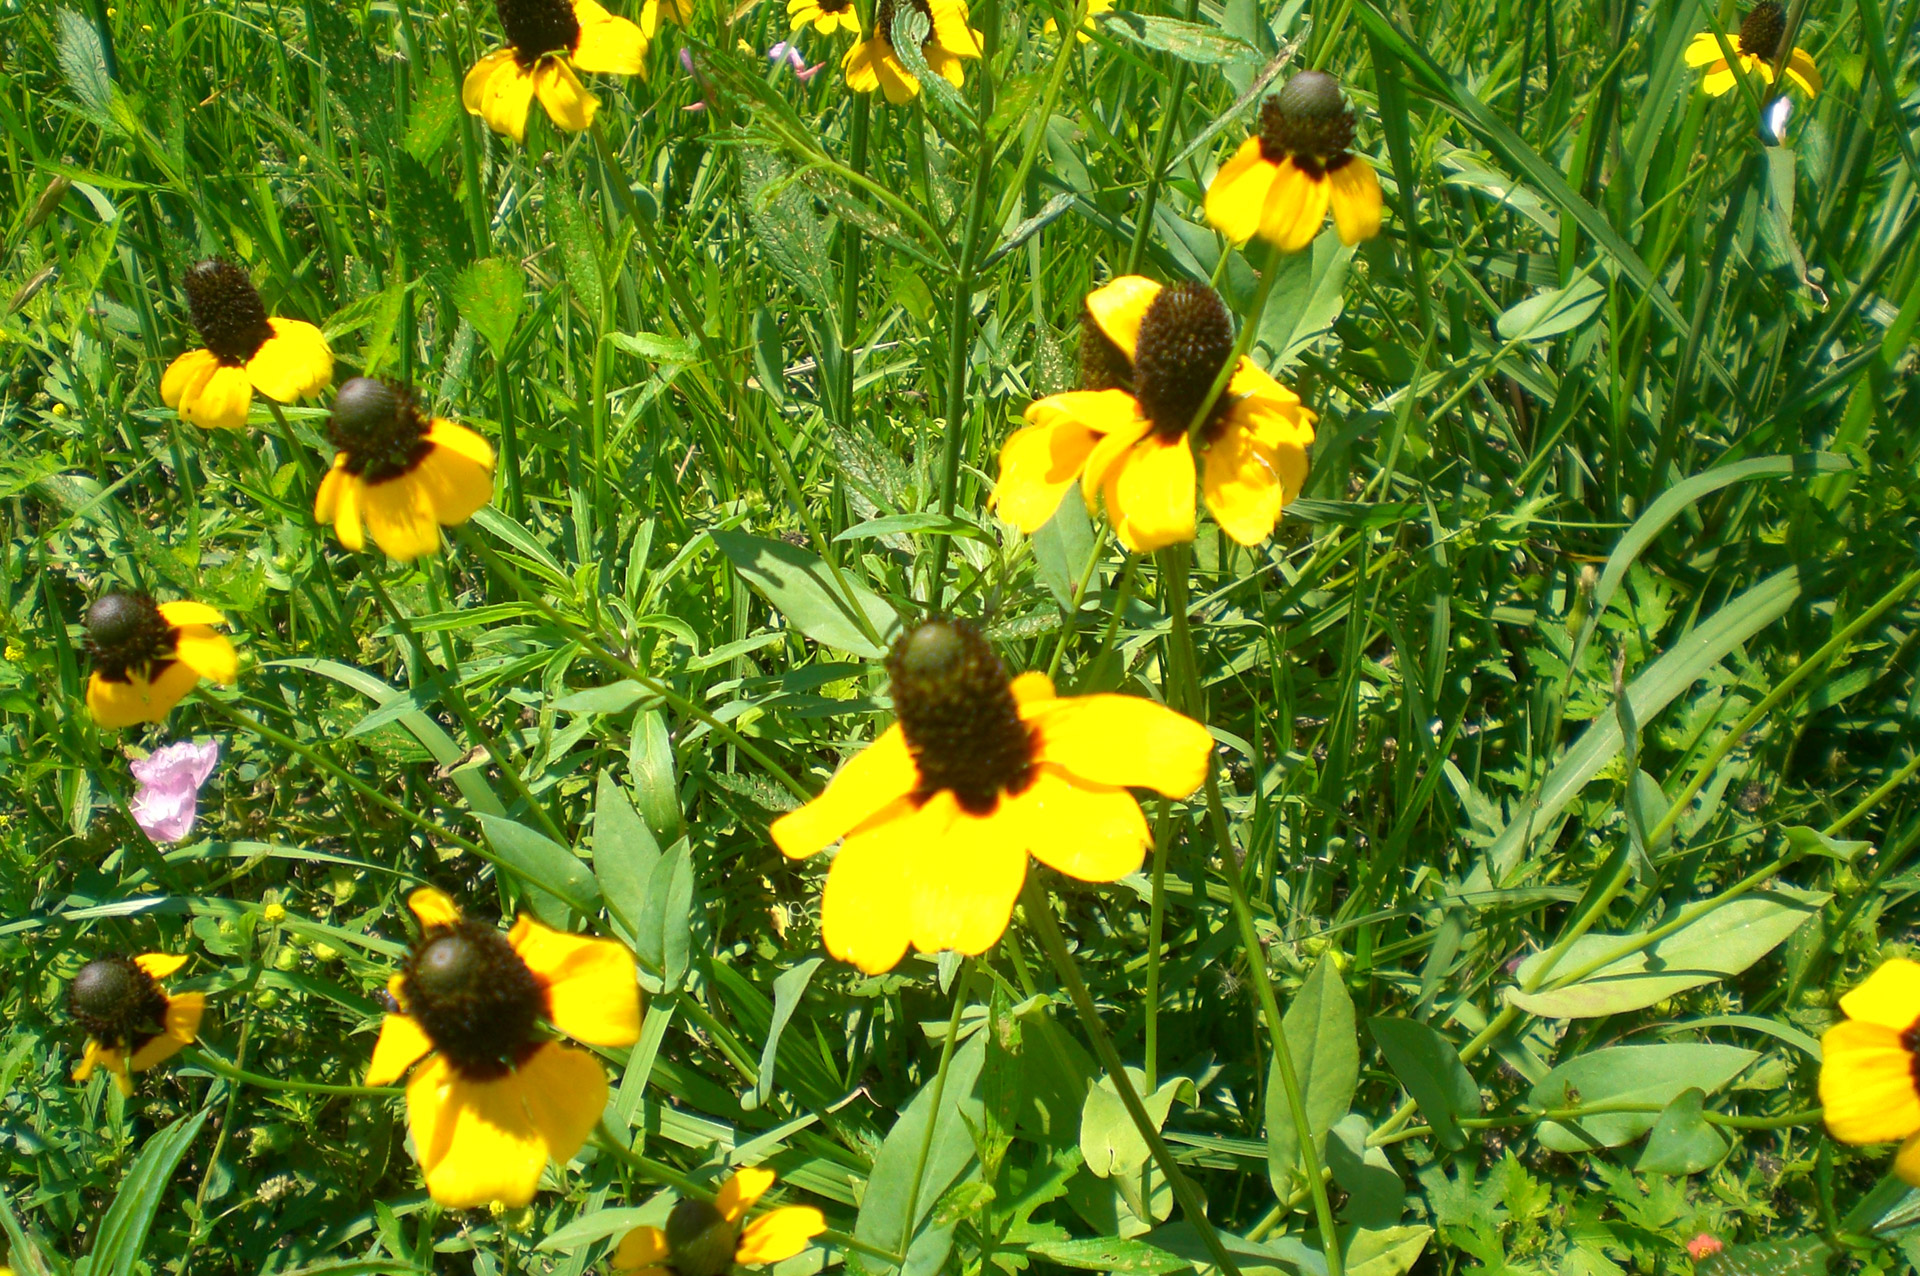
[833, 513, 988, 542]
[1697, 1238, 1832, 1276]
[711, 530, 900, 659]
[592, 772, 659, 943]
[1256, 234, 1354, 369]
[551, 681, 649, 715]
[1494, 277, 1606, 342]
[610, 331, 701, 363]
[55, 8, 115, 128]
[1080, 1068, 1196, 1178]
[1530, 1043, 1758, 1152]
[1143, 1222, 1328, 1276]
[855, 1031, 987, 1276]
[474, 813, 600, 919]
[628, 708, 685, 843]
[1031, 485, 1097, 612]
[1782, 824, 1873, 863]
[750, 956, 823, 1109]
[90, 1109, 211, 1276]
[1025, 1237, 1192, 1275]
[546, 183, 606, 317]
[1368, 1017, 1478, 1150]
[1326, 1114, 1403, 1228]
[1105, 12, 1260, 63]
[1635, 1088, 1730, 1174]
[1267, 957, 1358, 1196]
[402, 59, 460, 161]
[450, 257, 527, 357]
[637, 837, 694, 988]
[1344, 1226, 1432, 1276]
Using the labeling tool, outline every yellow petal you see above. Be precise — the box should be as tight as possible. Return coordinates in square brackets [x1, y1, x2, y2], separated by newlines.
[1085, 276, 1161, 361]
[612, 1227, 672, 1274]
[73, 1038, 105, 1083]
[315, 459, 346, 525]
[874, 44, 919, 103]
[1205, 137, 1279, 244]
[820, 798, 920, 973]
[135, 952, 189, 979]
[161, 349, 219, 410]
[907, 792, 1027, 958]
[1105, 433, 1197, 552]
[507, 916, 641, 1046]
[1683, 31, 1726, 66]
[464, 47, 518, 112]
[534, 58, 600, 132]
[409, 887, 462, 927]
[427, 419, 497, 468]
[330, 470, 367, 552]
[361, 471, 444, 562]
[1786, 46, 1820, 95]
[717, 1166, 775, 1223]
[1821, 1019, 1920, 1144]
[476, 54, 538, 141]
[992, 410, 1102, 534]
[843, 39, 881, 93]
[173, 627, 238, 684]
[1898, 1132, 1920, 1187]
[130, 990, 204, 1070]
[367, 1012, 435, 1086]
[1326, 155, 1383, 245]
[156, 601, 225, 628]
[1701, 63, 1738, 95]
[771, 724, 919, 858]
[571, 2, 647, 73]
[247, 319, 334, 402]
[1079, 411, 1154, 506]
[735, 1206, 828, 1265]
[1841, 959, 1920, 1030]
[409, 1043, 607, 1208]
[178, 363, 255, 430]
[1028, 692, 1212, 797]
[1009, 764, 1149, 882]
[1201, 419, 1284, 546]
[414, 431, 496, 528]
[929, 0, 980, 56]
[87, 662, 200, 727]
[1010, 671, 1055, 706]
[1258, 158, 1332, 253]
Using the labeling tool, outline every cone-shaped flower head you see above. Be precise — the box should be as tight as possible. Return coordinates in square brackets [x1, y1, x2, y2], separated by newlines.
[465, 0, 648, 140]
[1684, 1, 1819, 97]
[612, 1168, 827, 1275]
[160, 259, 333, 430]
[70, 952, 205, 1094]
[314, 377, 496, 562]
[994, 277, 1316, 551]
[842, 0, 981, 103]
[771, 618, 1214, 973]
[84, 591, 237, 728]
[1205, 71, 1383, 250]
[365, 888, 641, 1208]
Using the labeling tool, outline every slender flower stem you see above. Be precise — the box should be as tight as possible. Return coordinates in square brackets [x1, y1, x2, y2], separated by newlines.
[838, 94, 871, 424]
[1186, 238, 1285, 442]
[1143, 799, 1175, 1093]
[262, 399, 319, 484]
[1022, 877, 1246, 1276]
[185, 1047, 399, 1097]
[901, 962, 974, 1251]
[1124, 0, 1203, 276]
[1046, 532, 1109, 680]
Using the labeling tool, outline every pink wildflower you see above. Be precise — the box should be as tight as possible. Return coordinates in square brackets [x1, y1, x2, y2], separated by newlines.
[768, 41, 824, 81]
[1686, 1233, 1723, 1261]
[129, 739, 220, 843]
[681, 48, 708, 111]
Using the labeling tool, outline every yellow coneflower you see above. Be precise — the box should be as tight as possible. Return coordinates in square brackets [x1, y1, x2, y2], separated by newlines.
[611, 1168, 826, 1276]
[1821, 958, 1920, 1183]
[70, 952, 205, 1095]
[312, 378, 495, 562]
[843, 0, 980, 104]
[1686, 1, 1819, 97]
[789, 0, 859, 36]
[773, 619, 1213, 974]
[993, 276, 1315, 552]
[160, 260, 333, 431]
[84, 592, 236, 728]
[464, 0, 647, 140]
[1041, 0, 1111, 43]
[1205, 71, 1383, 251]
[366, 888, 641, 1208]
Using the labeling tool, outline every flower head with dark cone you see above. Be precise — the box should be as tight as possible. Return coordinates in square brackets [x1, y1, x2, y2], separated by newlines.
[843, 0, 981, 104]
[365, 888, 641, 1208]
[993, 277, 1316, 552]
[789, 0, 858, 36]
[772, 619, 1213, 974]
[1685, 2, 1819, 97]
[612, 1169, 826, 1276]
[70, 952, 205, 1095]
[160, 259, 333, 430]
[1205, 72, 1383, 250]
[1820, 959, 1920, 1183]
[313, 378, 496, 561]
[84, 591, 237, 728]
[465, 0, 647, 141]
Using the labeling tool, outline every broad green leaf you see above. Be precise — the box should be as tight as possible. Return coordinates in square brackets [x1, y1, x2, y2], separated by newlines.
[610, 331, 701, 363]
[711, 530, 900, 659]
[637, 837, 694, 988]
[750, 957, 823, 1109]
[1495, 277, 1606, 342]
[450, 257, 526, 356]
[552, 682, 649, 715]
[592, 772, 659, 942]
[1326, 1114, 1403, 1228]
[90, 1109, 210, 1276]
[1698, 1238, 1832, 1276]
[55, 8, 115, 127]
[1783, 824, 1872, 863]
[1368, 1017, 1478, 1150]
[475, 813, 600, 919]
[1345, 1226, 1432, 1276]
[1105, 12, 1259, 64]
[546, 183, 606, 316]
[834, 513, 987, 542]
[1256, 233, 1354, 369]
[1031, 485, 1097, 613]
[1080, 1068, 1196, 1178]
[629, 708, 685, 843]
[1530, 1044, 1758, 1152]
[1025, 1237, 1191, 1274]
[402, 59, 460, 161]
[1635, 1088, 1729, 1174]
[1267, 957, 1358, 1196]
[855, 1031, 987, 1276]
[1142, 1222, 1328, 1276]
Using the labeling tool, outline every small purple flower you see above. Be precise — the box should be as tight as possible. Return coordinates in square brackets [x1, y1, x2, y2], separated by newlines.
[129, 739, 220, 843]
[681, 48, 709, 111]
[769, 41, 824, 81]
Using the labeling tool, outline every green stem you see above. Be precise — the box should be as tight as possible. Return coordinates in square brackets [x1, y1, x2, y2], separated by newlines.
[1023, 877, 1247, 1276]
[1186, 238, 1286, 442]
[185, 1047, 398, 1097]
[1122, 0, 1201, 276]
[901, 963, 974, 1253]
[1045, 532, 1108, 680]
[262, 399, 319, 484]
[1143, 799, 1174, 1093]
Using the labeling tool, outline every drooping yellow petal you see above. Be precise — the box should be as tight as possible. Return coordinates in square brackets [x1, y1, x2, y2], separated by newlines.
[1821, 1019, 1920, 1145]
[843, 39, 883, 93]
[993, 406, 1106, 534]
[1104, 433, 1198, 552]
[1010, 671, 1055, 706]
[507, 916, 641, 1047]
[1200, 417, 1284, 546]
[161, 349, 220, 410]
[1700, 61, 1738, 95]
[788, 0, 822, 27]
[1078, 412, 1154, 506]
[928, 0, 981, 58]
[360, 471, 444, 562]
[409, 1042, 607, 1208]
[820, 798, 920, 973]
[247, 318, 334, 402]
[155, 601, 224, 629]
[329, 471, 368, 552]
[315, 460, 345, 524]
[1898, 1132, 1920, 1187]
[871, 42, 919, 103]
[907, 793, 1028, 958]
[612, 1226, 672, 1275]
[470, 52, 538, 141]
[736, 1206, 828, 1265]
[925, 45, 968, 89]
[135, 952, 189, 979]
[1326, 155, 1383, 245]
[172, 627, 238, 685]
[409, 886, 462, 927]
[572, 0, 648, 72]
[1841, 960, 1920, 1030]
[129, 990, 204, 1070]
[534, 58, 600, 131]
[1785, 46, 1821, 95]
[1205, 137, 1280, 245]
[1258, 158, 1332, 253]
[771, 724, 919, 858]
[1008, 764, 1150, 882]
[367, 1012, 435, 1086]
[1027, 692, 1212, 797]
[75, 1040, 135, 1096]
[178, 363, 256, 430]
[1684, 31, 1726, 66]
[1085, 276, 1162, 361]
[87, 661, 201, 727]
[717, 1166, 775, 1223]
[413, 428, 496, 528]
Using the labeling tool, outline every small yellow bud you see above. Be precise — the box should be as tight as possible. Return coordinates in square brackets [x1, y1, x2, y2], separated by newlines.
[263, 902, 287, 924]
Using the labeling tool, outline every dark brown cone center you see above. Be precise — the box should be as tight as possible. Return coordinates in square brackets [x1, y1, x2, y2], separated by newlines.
[69, 955, 170, 1052]
[1738, 1, 1784, 60]
[402, 921, 549, 1081]
[329, 377, 434, 483]
[86, 592, 178, 683]
[817, 0, 853, 11]
[1133, 282, 1235, 443]
[1256, 71, 1358, 172]
[183, 259, 275, 365]
[889, 619, 1035, 816]
[497, 0, 581, 66]
[1077, 303, 1134, 393]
